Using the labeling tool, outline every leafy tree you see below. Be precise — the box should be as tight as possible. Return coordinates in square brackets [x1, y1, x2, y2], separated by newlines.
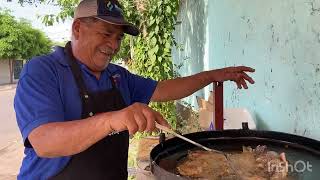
[16, 0, 79, 26]
[52, 40, 68, 47]
[0, 10, 52, 83]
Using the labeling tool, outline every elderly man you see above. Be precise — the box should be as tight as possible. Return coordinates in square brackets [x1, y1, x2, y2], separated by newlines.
[14, 0, 255, 179]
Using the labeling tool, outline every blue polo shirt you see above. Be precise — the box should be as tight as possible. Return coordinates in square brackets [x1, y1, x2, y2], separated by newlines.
[14, 46, 158, 180]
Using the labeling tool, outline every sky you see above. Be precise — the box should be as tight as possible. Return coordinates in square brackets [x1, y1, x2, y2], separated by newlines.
[0, 0, 72, 42]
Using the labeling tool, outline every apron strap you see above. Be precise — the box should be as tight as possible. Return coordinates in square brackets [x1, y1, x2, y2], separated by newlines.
[64, 42, 89, 98]
[63, 42, 119, 117]
[64, 42, 94, 117]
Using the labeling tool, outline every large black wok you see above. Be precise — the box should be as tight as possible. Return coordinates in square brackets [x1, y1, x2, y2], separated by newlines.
[150, 123, 320, 180]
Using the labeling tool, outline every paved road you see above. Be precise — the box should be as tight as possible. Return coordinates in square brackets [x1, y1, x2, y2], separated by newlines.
[0, 85, 20, 148]
[0, 85, 23, 179]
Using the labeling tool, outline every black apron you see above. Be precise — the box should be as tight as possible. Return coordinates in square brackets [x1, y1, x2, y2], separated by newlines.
[51, 42, 129, 180]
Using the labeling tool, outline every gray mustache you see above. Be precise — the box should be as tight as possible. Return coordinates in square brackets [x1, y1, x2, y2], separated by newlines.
[101, 47, 114, 54]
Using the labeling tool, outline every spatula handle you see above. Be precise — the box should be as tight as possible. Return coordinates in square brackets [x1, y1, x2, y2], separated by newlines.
[155, 123, 221, 153]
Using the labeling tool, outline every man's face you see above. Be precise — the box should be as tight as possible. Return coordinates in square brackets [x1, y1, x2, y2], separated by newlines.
[75, 18, 124, 72]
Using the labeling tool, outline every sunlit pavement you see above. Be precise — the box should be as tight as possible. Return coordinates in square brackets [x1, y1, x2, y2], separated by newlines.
[0, 84, 23, 179]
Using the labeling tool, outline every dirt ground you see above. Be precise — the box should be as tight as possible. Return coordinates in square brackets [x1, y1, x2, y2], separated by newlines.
[0, 84, 23, 180]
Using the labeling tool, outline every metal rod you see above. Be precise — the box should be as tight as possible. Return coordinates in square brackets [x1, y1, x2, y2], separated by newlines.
[155, 123, 223, 154]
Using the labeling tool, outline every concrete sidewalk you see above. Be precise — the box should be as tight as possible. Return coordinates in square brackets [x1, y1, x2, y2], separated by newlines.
[0, 140, 23, 180]
[0, 84, 23, 180]
[0, 83, 17, 92]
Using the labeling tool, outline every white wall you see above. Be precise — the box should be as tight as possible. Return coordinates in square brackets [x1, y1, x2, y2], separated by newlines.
[0, 60, 11, 85]
[209, 0, 320, 140]
[173, 0, 320, 140]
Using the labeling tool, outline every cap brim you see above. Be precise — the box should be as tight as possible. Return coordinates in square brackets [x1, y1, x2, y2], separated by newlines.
[96, 16, 140, 36]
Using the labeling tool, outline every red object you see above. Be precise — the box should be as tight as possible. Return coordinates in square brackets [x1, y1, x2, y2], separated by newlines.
[214, 82, 224, 130]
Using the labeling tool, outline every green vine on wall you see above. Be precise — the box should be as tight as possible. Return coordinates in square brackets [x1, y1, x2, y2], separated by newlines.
[120, 0, 180, 129]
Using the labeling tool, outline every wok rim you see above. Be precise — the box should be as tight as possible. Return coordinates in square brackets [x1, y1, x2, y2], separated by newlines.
[150, 129, 320, 178]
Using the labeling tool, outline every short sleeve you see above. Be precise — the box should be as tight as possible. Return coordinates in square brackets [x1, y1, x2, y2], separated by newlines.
[126, 72, 158, 104]
[14, 59, 64, 145]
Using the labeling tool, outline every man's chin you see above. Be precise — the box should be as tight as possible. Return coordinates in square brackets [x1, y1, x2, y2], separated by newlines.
[98, 62, 110, 71]
[87, 62, 109, 73]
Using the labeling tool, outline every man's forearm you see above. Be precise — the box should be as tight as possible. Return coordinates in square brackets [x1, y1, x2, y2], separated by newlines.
[29, 112, 114, 158]
[151, 71, 212, 102]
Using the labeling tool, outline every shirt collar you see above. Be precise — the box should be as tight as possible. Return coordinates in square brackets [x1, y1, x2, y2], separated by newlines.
[55, 46, 69, 67]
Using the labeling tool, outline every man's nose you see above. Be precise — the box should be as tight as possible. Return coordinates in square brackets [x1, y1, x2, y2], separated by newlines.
[109, 39, 120, 52]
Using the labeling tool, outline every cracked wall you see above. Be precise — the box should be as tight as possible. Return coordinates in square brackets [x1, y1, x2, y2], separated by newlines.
[208, 0, 320, 140]
[172, 0, 208, 107]
[173, 0, 320, 140]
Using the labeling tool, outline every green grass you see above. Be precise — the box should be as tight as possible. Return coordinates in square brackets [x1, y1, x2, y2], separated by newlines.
[128, 175, 136, 180]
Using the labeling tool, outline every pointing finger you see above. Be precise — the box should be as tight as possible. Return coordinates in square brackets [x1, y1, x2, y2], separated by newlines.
[152, 110, 171, 129]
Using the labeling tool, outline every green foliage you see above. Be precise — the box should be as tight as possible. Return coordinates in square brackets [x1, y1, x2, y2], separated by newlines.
[42, 0, 80, 26]
[120, 0, 180, 129]
[0, 10, 52, 60]
[112, 35, 131, 62]
[52, 40, 68, 47]
[16, 0, 78, 26]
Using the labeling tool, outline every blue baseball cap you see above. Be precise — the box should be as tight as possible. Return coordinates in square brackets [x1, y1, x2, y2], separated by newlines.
[74, 0, 139, 36]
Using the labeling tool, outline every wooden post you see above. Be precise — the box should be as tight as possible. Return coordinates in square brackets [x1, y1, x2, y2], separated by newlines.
[214, 82, 224, 130]
[9, 59, 13, 84]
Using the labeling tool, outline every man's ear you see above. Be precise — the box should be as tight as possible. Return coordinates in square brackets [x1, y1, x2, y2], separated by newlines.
[72, 19, 81, 40]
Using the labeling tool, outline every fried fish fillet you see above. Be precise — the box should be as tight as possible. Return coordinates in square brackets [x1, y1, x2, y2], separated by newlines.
[176, 150, 234, 179]
[176, 145, 288, 180]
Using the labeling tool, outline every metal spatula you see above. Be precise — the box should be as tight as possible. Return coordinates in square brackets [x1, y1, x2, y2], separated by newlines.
[155, 123, 223, 153]
[155, 123, 243, 179]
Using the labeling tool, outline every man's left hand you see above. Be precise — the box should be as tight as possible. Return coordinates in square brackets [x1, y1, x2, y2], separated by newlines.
[208, 66, 255, 89]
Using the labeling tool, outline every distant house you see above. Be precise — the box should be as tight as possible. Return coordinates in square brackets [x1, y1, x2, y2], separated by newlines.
[0, 59, 25, 85]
